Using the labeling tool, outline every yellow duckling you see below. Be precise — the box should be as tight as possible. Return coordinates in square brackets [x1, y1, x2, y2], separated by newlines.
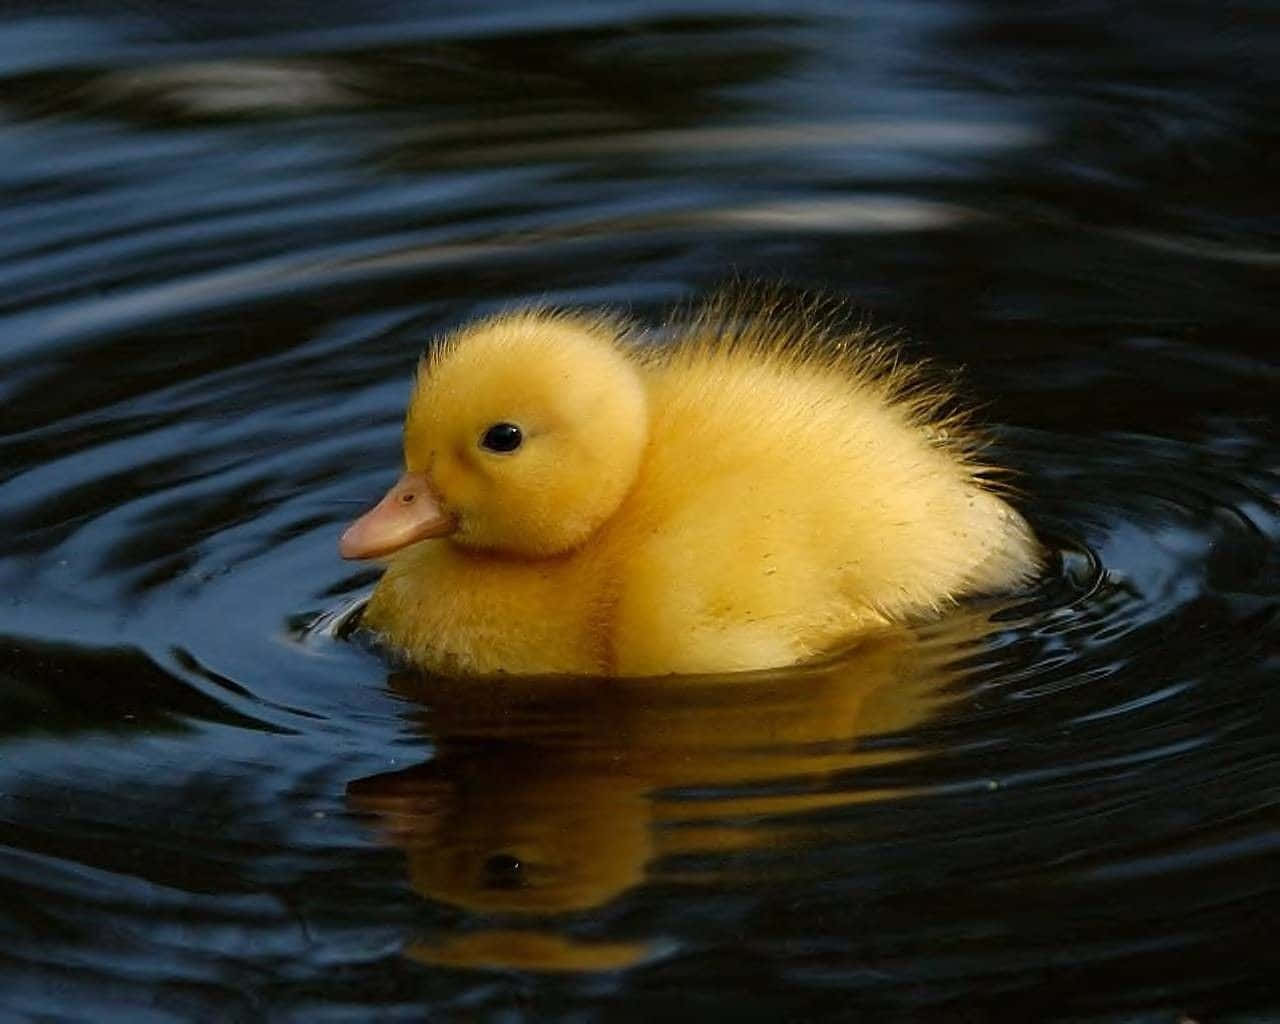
[340, 295, 1040, 675]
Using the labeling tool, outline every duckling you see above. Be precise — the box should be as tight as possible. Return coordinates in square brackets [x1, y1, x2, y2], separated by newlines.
[340, 294, 1040, 675]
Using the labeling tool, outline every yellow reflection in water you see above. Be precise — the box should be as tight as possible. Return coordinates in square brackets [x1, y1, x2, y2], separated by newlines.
[347, 612, 999, 972]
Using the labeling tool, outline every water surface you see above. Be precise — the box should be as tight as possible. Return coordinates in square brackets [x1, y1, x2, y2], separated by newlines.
[1, 2, 1278, 1020]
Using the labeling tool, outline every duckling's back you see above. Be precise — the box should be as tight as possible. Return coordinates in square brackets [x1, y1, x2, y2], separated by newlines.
[604, 309, 1039, 675]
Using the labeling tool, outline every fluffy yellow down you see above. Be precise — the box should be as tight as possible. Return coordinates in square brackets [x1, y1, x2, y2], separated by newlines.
[354, 296, 1040, 675]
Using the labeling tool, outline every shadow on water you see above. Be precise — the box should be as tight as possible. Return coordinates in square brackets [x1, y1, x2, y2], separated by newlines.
[0, 0, 1278, 1020]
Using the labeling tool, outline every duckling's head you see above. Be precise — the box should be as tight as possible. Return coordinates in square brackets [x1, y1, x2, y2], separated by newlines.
[341, 310, 648, 560]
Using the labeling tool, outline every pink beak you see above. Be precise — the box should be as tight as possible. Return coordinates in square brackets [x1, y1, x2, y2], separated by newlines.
[339, 471, 456, 559]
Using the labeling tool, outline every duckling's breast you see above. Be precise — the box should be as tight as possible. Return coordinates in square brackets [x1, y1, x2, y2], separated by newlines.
[365, 542, 612, 675]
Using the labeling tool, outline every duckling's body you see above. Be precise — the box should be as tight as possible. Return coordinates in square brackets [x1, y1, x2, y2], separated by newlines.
[345, 298, 1040, 675]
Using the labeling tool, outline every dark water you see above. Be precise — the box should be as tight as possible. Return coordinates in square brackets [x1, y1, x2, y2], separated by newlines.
[2, 2, 1278, 1020]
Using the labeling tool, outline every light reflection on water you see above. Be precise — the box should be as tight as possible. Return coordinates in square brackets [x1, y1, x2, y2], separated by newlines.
[0, 1, 1277, 1020]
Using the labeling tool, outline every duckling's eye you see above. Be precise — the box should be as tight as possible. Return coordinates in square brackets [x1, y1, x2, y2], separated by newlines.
[479, 422, 523, 453]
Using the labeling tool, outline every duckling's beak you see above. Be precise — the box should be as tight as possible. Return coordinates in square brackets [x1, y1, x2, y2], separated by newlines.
[339, 471, 456, 559]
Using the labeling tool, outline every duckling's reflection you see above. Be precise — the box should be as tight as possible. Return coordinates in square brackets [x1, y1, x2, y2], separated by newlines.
[347, 614, 995, 971]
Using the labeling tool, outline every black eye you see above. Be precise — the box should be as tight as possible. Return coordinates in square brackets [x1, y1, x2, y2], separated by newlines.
[480, 422, 523, 453]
